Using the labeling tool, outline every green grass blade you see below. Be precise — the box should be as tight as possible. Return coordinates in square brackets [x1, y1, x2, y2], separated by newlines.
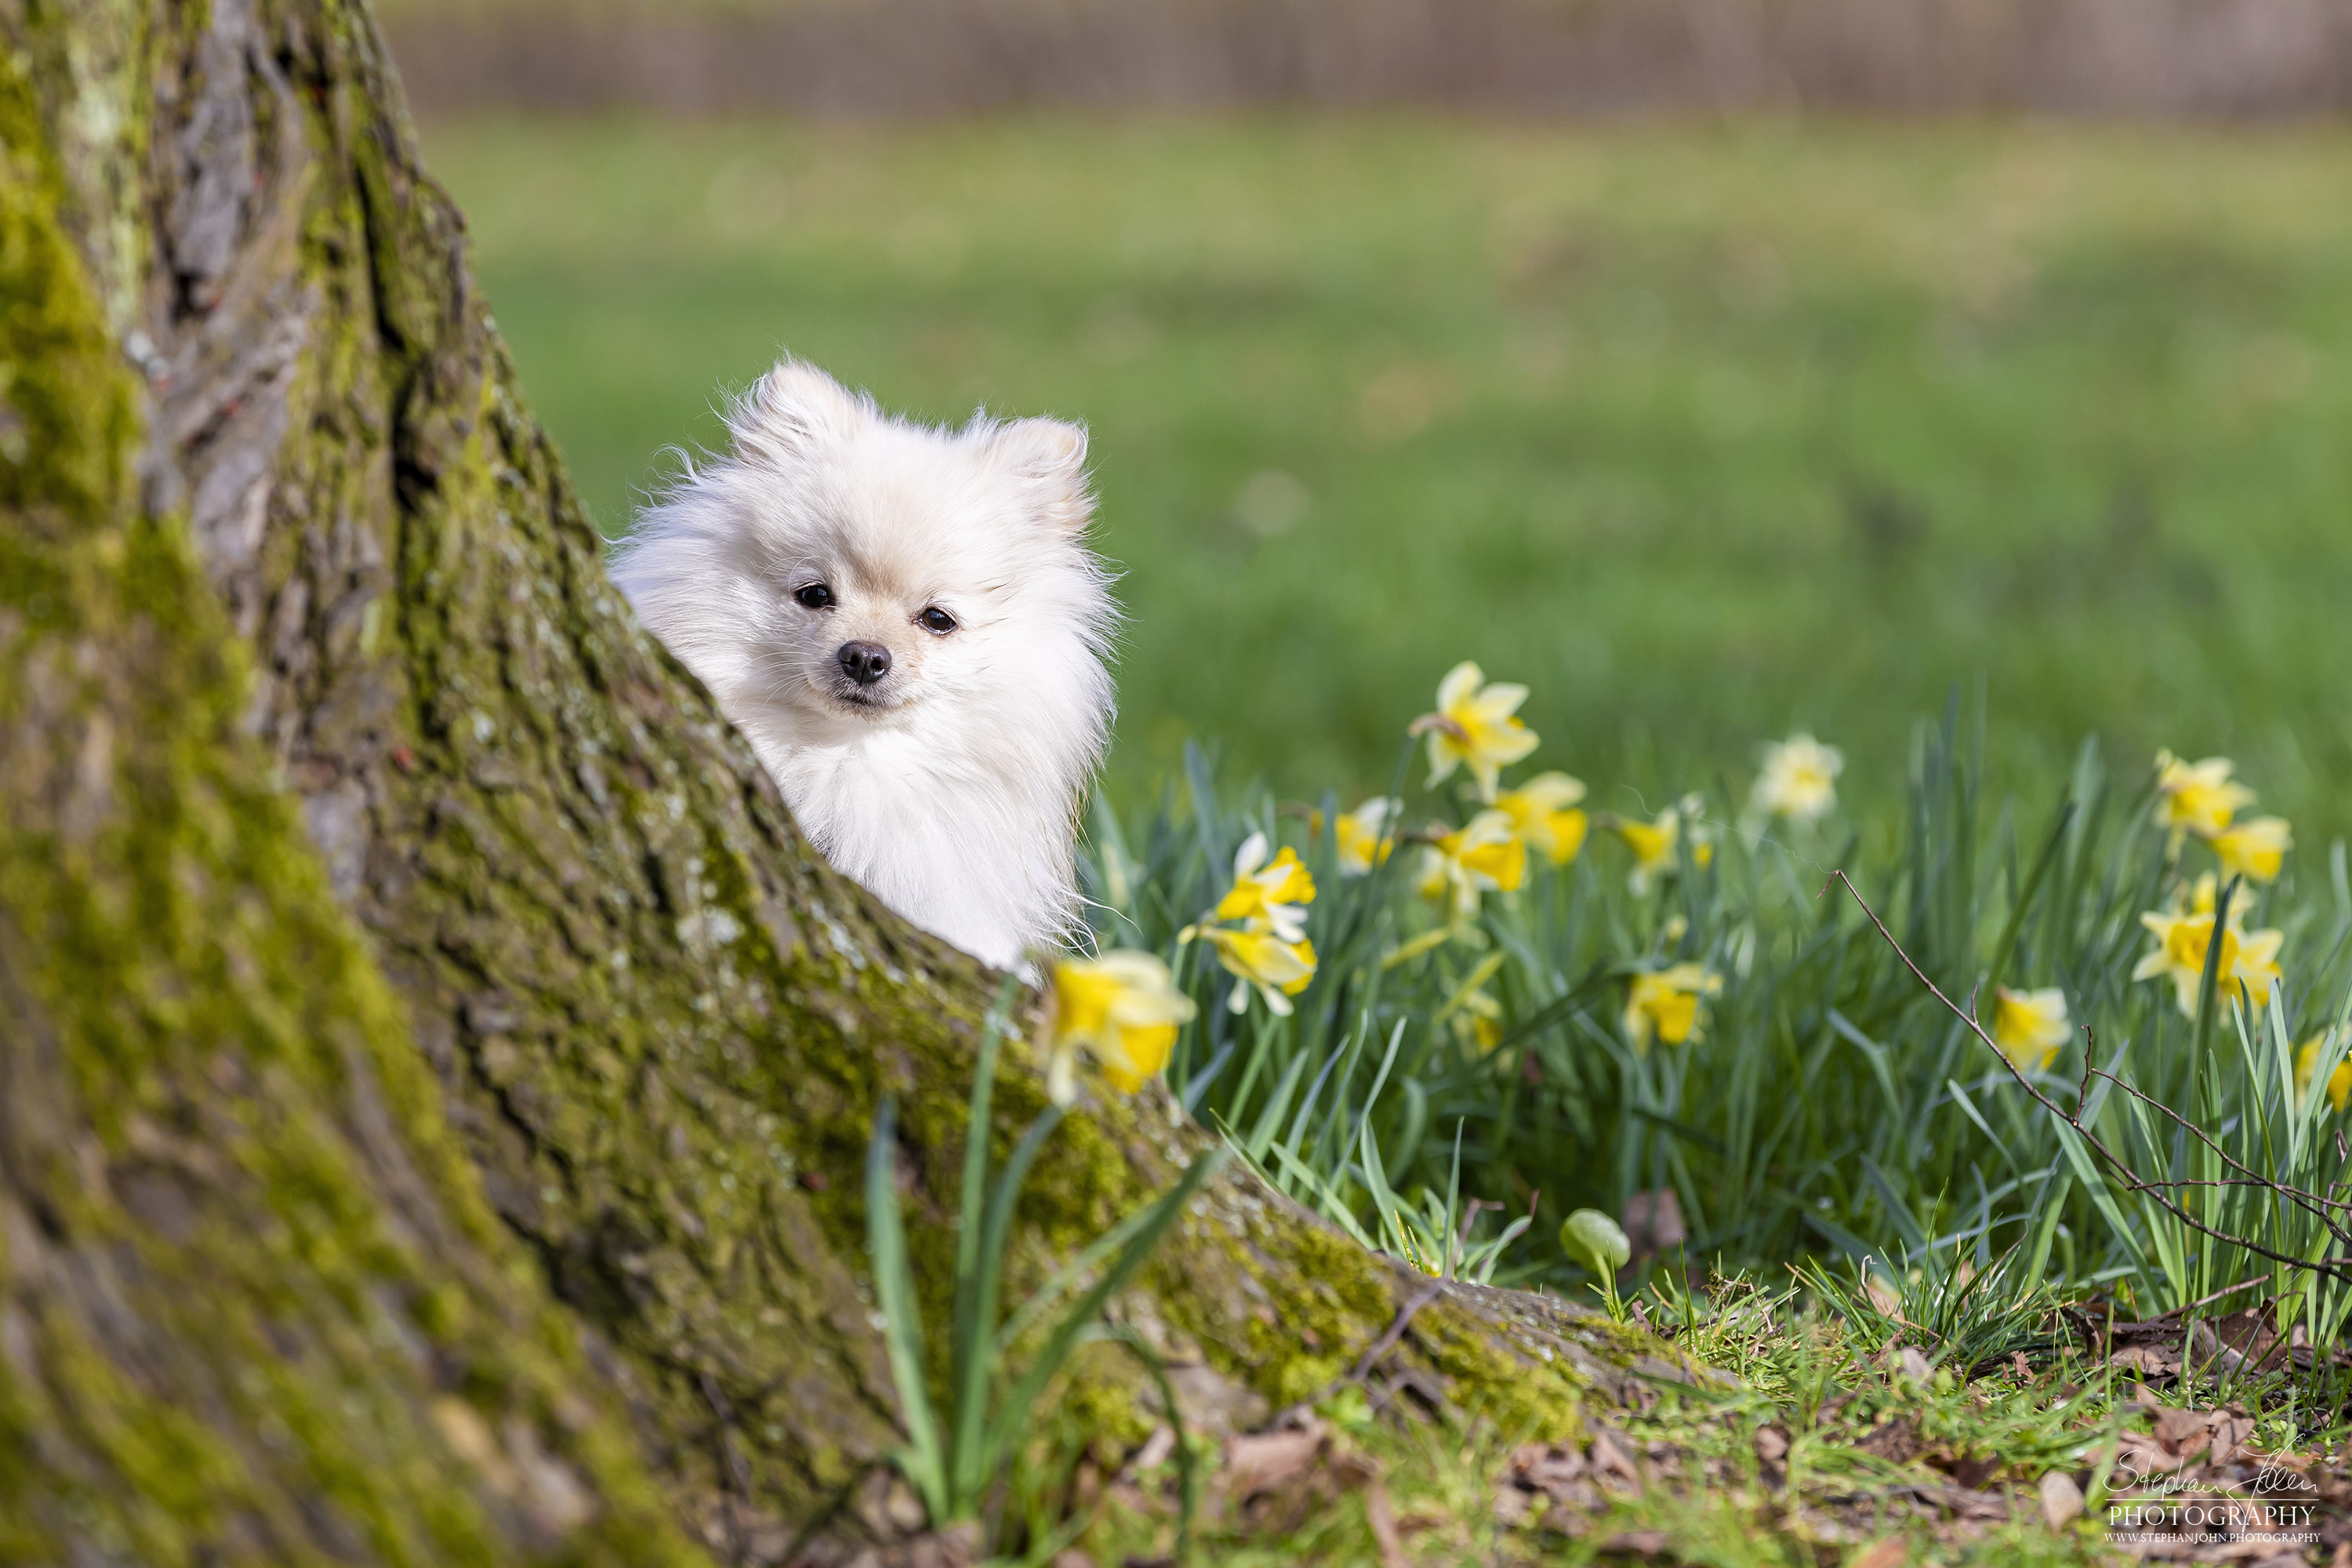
[946, 975, 1022, 1491]
[866, 1098, 949, 1522]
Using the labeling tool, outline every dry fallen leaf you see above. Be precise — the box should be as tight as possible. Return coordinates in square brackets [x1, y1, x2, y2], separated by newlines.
[1221, 1427, 1323, 1500]
[2205, 1409, 2257, 1465]
[1363, 1482, 1408, 1568]
[2108, 1345, 2180, 1377]
[2152, 1405, 2212, 1461]
[1849, 1540, 1908, 1568]
[1588, 1428, 1642, 1492]
[2039, 1470, 2085, 1530]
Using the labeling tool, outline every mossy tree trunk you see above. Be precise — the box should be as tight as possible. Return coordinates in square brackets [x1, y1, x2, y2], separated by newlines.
[0, 2, 1663, 1561]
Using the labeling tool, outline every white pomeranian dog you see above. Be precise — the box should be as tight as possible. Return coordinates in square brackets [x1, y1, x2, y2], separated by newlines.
[609, 360, 1115, 972]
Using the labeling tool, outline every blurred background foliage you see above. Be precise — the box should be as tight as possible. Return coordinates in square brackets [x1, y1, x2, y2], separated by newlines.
[418, 107, 2352, 832]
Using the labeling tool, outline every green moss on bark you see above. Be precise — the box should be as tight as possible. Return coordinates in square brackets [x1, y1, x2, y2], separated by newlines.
[0, 20, 701, 1563]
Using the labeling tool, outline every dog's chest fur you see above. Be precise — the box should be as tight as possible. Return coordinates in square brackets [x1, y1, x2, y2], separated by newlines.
[746, 719, 1075, 972]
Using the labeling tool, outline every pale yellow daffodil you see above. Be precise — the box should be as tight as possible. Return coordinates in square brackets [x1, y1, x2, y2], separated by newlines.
[1751, 734, 1843, 825]
[1214, 831, 1316, 942]
[2210, 815, 2292, 884]
[1412, 661, 1539, 801]
[1609, 808, 1684, 893]
[1988, 985, 2070, 1073]
[1417, 809, 1528, 918]
[2133, 898, 2285, 1016]
[1334, 797, 1403, 876]
[1200, 925, 1318, 1016]
[2154, 750, 2255, 848]
[1497, 771, 1589, 865]
[1042, 950, 1198, 1104]
[2296, 1032, 2352, 1114]
[1622, 963, 1722, 1054]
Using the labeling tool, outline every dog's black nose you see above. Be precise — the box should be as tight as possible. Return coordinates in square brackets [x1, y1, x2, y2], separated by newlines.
[837, 641, 892, 685]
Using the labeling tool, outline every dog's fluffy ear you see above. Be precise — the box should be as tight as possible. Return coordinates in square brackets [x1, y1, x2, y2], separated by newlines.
[735, 360, 866, 468]
[993, 416, 1092, 534]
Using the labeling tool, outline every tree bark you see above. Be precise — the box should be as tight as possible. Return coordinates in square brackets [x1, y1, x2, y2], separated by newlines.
[0, 2, 1662, 1561]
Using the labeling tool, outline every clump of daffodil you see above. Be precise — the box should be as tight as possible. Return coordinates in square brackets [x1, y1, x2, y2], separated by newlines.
[1041, 950, 1197, 1105]
[1987, 985, 2070, 1073]
[1333, 797, 1403, 876]
[1622, 963, 1722, 1054]
[1750, 733, 1843, 826]
[1411, 661, 1539, 801]
[2153, 750, 2256, 850]
[1417, 809, 1528, 919]
[1497, 771, 1589, 864]
[2133, 875, 2285, 1016]
[2296, 1031, 2352, 1114]
[1184, 831, 1319, 1015]
[2210, 815, 2292, 884]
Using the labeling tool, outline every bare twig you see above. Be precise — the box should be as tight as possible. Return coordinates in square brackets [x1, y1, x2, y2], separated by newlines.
[2126, 1273, 2270, 1328]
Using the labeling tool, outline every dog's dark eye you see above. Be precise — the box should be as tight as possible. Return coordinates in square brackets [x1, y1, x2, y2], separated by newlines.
[794, 583, 834, 610]
[918, 607, 956, 635]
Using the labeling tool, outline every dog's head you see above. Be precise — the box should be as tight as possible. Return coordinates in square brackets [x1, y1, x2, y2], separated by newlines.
[614, 361, 1115, 757]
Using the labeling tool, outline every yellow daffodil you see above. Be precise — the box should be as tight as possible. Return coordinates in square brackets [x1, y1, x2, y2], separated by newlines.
[1417, 809, 1528, 918]
[1042, 950, 1198, 1104]
[1214, 831, 1316, 942]
[1334, 797, 1403, 876]
[1200, 925, 1317, 1016]
[2210, 815, 2292, 884]
[1497, 771, 1589, 864]
[1454, 990, 1504, 1054]
[1411, 661, 1539, 801]
[1751, 733, 1843, 825]
[2234, 929, 2285, 1007]
[2296, 1033, 2352, 1114]
[2132, 902, 2285, 1016]
[1438, 953, 1510, 1054]
[1622, 963, 1722, 1054]
[1613, 806, 1695, 894]
[2154, 750, 2255, 848]
[1988, 985, 2070, 1073]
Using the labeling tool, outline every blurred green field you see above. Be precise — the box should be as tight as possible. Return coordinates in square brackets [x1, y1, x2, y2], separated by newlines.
[419, 116, 2352, 829]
